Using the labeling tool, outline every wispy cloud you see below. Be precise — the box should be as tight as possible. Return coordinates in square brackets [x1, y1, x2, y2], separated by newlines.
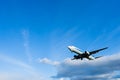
[39, 53, 120, 80]
[0, 72, 43, 80]
[49, 27, 83, 60]
[22, 29, 32, 63]
[87, 30, 107, 50]
[50, 27, 82, 49]
[0, 54, 32, 70]
[0, 54, 44, 80]
[105, 26, 120, 42]
[86, 26, 120, 50]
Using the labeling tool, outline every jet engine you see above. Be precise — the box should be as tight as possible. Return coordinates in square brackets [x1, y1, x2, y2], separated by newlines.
[74, 55, 80, 59]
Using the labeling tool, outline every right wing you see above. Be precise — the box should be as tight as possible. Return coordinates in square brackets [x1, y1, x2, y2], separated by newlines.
[89, 47, 108, 55]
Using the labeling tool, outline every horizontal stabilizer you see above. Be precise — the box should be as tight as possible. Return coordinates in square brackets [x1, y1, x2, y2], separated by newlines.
[95, 56, 102, 59]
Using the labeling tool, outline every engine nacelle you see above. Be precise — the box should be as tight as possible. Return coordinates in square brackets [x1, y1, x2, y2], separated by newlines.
[74, 55, 80, 59]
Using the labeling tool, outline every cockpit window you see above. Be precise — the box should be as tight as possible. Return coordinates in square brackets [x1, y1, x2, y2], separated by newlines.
[71, 46, 81, 51]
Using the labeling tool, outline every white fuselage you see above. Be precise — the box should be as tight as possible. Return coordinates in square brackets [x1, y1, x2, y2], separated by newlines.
[68, 46, 82, 54]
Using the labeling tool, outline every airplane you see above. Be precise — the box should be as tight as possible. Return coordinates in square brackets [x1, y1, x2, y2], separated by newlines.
[68, 46, 108, 60]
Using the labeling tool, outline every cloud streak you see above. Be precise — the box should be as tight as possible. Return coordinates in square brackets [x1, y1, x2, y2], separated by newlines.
[0, 54, 32, 70]
[22, 29, 32, 63]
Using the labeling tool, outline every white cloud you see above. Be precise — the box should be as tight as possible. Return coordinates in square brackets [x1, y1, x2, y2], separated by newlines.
[38, 58, 59, 66]
[40, 53, 120, 80]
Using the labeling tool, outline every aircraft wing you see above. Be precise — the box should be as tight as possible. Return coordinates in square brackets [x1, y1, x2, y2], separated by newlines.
[89, 47, 108, 55]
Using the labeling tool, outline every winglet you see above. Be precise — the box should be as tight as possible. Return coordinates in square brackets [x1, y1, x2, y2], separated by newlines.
[104, 47, 108, 49]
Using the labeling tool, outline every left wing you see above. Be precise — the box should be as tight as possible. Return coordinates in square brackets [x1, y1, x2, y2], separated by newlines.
[89, 47, 108, 55]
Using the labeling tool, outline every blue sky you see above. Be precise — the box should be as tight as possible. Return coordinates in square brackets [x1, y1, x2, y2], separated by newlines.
[0, 0, 120, 80]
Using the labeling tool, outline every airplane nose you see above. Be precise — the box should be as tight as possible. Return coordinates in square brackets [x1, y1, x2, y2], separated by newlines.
[68, 46, 71, 49]
[68, 46, 72, 51]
